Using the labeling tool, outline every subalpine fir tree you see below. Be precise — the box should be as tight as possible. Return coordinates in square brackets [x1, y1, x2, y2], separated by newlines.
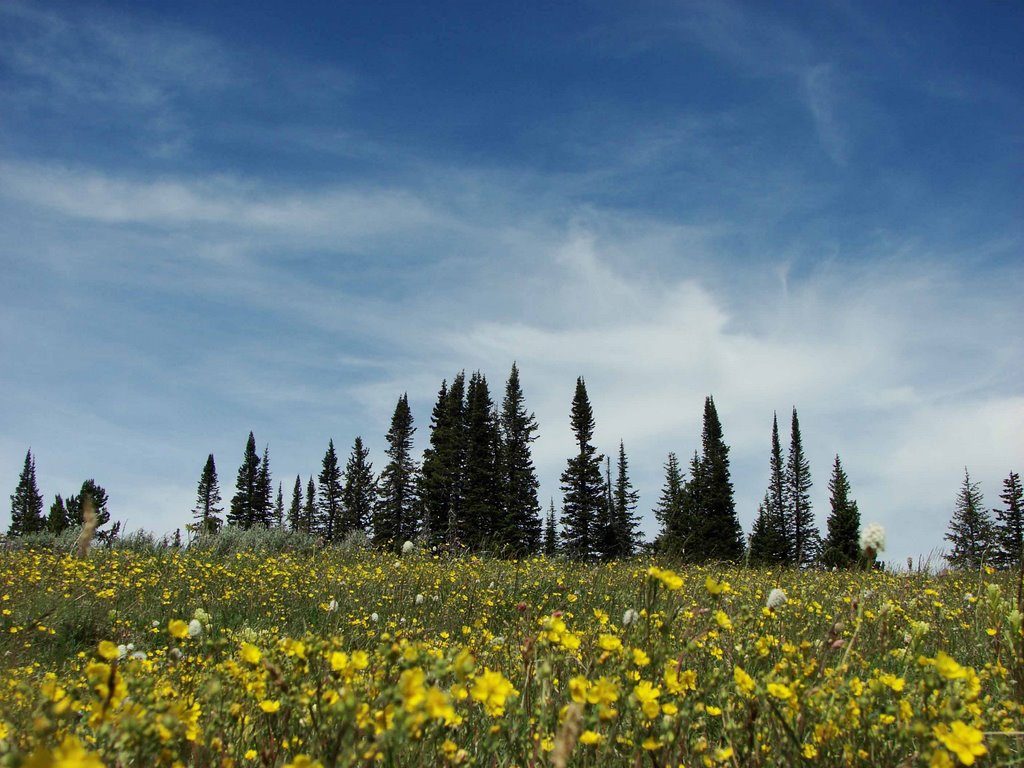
[192, 454, 223, 534]
[499, 363, 542, 555]
[229, 432, 261, 528]
[544, 499, 558, 556]
[559, 377, 606, 560]
[749, 414, 791, 564]
[461, 372, 502, 549]
[822, 455, 860, 568]
[612, 440, 641, 558]
[945, 468, 995, 569]
[593, 456, 617, 561]
[67, 480, 111, 529]
[8, 450, 45, 536]
[318, 440, 344, 542]
[654, 452, 686, 555]
[786, 409, 817, 566]
[288, 476, 302, 532]
[693, 396, 743, 562]
[255, 445, 273, 527]
[274, 483, 284, 528]
[420, 378, 461, 546]
[993, 471, 1023, 569]
[303, 477, 316, 535]
[748, 495, 782, 564]
[373, 394, 419, 549]
[47, 494, 70, 534]
[342, 436, 376, 535]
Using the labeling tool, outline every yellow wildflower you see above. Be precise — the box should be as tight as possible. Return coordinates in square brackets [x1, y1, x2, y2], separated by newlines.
[632, 680, 661, 719]
[470, 668, 517, 716]
[259, 700, 281, 713]
[933, 721, 986, 765]
[734, 666, 755, 697]
[168, 619, 189, 639]
[97, 640, 120, 661]
[647, 566, 683, 590]
[240, 642, 262, 665]
[579, 730, 602, 745]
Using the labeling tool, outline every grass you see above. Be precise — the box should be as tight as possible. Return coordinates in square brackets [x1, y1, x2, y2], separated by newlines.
[0, 535, 1021, 766]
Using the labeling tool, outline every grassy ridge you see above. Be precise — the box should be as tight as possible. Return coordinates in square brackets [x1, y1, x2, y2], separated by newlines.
[0, 540, 1021, 766]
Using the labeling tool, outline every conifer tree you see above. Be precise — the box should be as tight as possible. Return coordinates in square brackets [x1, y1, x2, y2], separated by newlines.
[192, 454, 223, 534]
[342, 436, 376, 535]
[8, 450, 45, 536]
[693, 397, 743, 562]
[544, 499, 558, 556]
[559, 378, 605, 560]
[318, 439, 344, 542]
[945, 468, 995, 569]
[274, 483, 284, 528]
[374, 394, 419, 549]
[67, 480, 111, 529]
[288, 476, 302, 532]
[255, 445, 273, 527]
[748, 495, 783, 564]
[461, 373, 502, 549]
[993, 471, 1023, 569]
[786, 409, 817, 566]
[751, 414, 791, 564]
[822, 455, 860, 568]
[421, 378, 457, 546]
[593, 456, 617, 561]
[47, 494, 69, 534]
[612, 440, 641, 558]
[654, 452, 685, 555]
[499, 363, 542, 555]
[229, 432, 261, 528]
[304, 477, 317, 535]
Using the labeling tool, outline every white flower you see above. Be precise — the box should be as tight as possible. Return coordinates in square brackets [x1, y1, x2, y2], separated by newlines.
[370, 612, 379, 623]
[415, 593, 424, 605]
[192, 608, 211, 625]
[117, 644, 129, 659]
[488, 581, 495, 590]
[328, 598, 339, 612]
[622, 608, 639, 627]
[401, 540, 415, 554]
[187, 619, 203, 638]
[130, 650, 147, 661]
[766, 588, 788, 610]
[859, 523, 886, 554]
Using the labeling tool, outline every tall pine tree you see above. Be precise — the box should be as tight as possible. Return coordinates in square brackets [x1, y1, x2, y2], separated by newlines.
[654, 452, 686, 555]
[822, 454, 860, 568]
[67, 480, 110, 529]
[419, 376, 466, 547]
[611, 440, 641, 558]
[544, 499, 558, 556]
[342, 436, 376, 535]
[693, 396, 743, 562]
[993, 471, 1023, 569]
[8, 450, 44, 536]
[47, 494, 70, 534]
[749, 414, 791, 564]
[318, 440, 344, 542]
[373, 394, 419, 549]
[229, 432, 260, 528]
[288, 475, 303, 532]
[499, 363, 542, 556]
[303, 477, 317, 535]
[786, 409, 817, 566]
[559, 378, 605, 560]
[274, 483, 284, 528]
[255, 445, 273, 527]
[192, 454, 223, 534]
[461, 372, 501, 549]
[945, 468, 995, 569]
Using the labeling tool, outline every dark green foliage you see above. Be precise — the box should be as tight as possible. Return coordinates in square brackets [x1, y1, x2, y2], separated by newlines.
[318, 440, 344, 542]
[274, 483, 284, 528]
[498, 363, 542, 556]
[66, 480, 110, 529]
[786, 409, 816, 567]
[8, 450, 45, 536]
[192, 454, 223, 535]
[544, 499, 558, 556]
[945, 468, 995, 569]
[342, 436, 376, 535]
[460, 372, 502, 549]
[303, 477, 316, 535]
[993, 471, 1023, 568]
[611, 440, 642, 558]
[750, 414, 792, 565]
[373, 394, 419, 549]
[47, 494, 70, 534]
[593, 457, 617, 561]
[822, 455, 860, 568]
[748, 495, 781, 564]
[692, 397, 744, 562]
[559, 377, 606, 560]
[654, 452, 687, 555]
[228, 432, 261, 529]
[288, 476, 302, 532]
[255, 445, 273, 528]
[419, 375, 466, 547]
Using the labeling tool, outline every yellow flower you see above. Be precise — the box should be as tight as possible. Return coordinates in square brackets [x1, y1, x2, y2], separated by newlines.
[588, 676, 619, 706]
[244, 749, 258, 760]
[802, 744, 818, 759]
[598, 634, 622, 651]
[470, 668, 517, 717]
[930, 749, 955, 768]
[282, 757, 323, 768]
[25, 736, 104, 768]
[569, 676, 589, 704]
[641, 737, 661, 751]
[259, 700, 281, 713]
[631, 648, 650, 667]
[733, 666, 755, 697]
[933, 721, 986, 765]
[767, 682, 793, 700]
[579, 730, 602, 745]
[706, 704, 722, 716]
[879, 673, 905, 692]
[714, 610, 732, 631]
[632, 680, 661, 719]
[647, 566, 683, 590]
[168, 619, 189, 639]
[400, 667, 427, 711]
[705, 575, 730, 595]
[715, 746, 734, 761]
[97, 640, 120, 661]
[240, 642, 262, 665]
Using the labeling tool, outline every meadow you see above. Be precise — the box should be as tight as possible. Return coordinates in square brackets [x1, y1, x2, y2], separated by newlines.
[0, 533, 1021, 767]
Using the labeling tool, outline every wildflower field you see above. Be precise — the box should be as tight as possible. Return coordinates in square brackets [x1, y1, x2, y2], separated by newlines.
[1, 543, 1021, 767]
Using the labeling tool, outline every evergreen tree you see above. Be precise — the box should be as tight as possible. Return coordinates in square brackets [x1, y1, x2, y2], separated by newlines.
[318, 439, 344, 542]
[288, 475, 302, 532]
[373, 394, 419, 549]
[304, 477, 317, 535]
[593, 456, 617, 561]
[559, 378, 605, 560]
[751, 413, 791, 564]
[993, 471, 1023, 569]
[229, 432, 260, 528]
[342, 436, 376, 535]
[47, 494, 70, 534]
[544, 499, 558, 556]
[612, 440, 641, 558]
[945, 468, 995, 569]
[7, 450, 44, 536]
[693, 396, 744, 562]
[654, 452, 685, 555]
[786, 409, 816, 566]
[461, 372, 502, 550]
[66, 480, 111, 529]
[421, 378, 456, 546]
[191, 454, 223, 534]
[274, 483, 284, 528]
[255, 445, 273, 527]
[821, 455, 860, 568]
[499, 363, 542, 555]
[748, 495, 782, 564]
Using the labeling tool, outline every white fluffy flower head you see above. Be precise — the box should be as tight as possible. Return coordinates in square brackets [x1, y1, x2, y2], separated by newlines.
[401, 540, 415, 555]
[622, 608, 639, 627]
[766, 588, 788, 610]
[859, 523, 886, 554]
[187, 618, 203, 638]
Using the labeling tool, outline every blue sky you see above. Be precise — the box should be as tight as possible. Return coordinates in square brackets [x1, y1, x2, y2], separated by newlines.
[1, 0, 1021, 564]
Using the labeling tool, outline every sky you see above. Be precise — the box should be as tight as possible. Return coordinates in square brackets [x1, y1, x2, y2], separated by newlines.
[1, 0, 1021, 566]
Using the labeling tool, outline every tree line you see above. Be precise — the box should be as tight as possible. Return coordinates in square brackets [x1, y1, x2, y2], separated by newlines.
[7, 365, 1022, 569]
